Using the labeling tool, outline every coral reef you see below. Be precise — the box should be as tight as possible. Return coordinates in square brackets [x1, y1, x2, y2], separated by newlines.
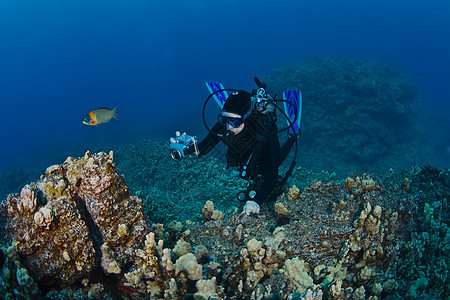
[265, 57, 434, 176]
[382, 166, 450, 299]
[5, 182, 96, 285]
[185, 174, 418, 299]
[2, 151, 149, 296]
[0, 147, 448, 299]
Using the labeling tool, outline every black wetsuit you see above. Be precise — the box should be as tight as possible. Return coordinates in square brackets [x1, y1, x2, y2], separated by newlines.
[188, 109, 296, 205]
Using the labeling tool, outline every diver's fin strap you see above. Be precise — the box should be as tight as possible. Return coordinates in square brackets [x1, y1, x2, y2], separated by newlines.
[283, 90, 302, 134]
[206, 82, 228, 109]
[278, 138, 298, 187]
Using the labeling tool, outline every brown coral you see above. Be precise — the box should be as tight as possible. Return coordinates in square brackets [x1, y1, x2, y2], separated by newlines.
[3, 151, 149, 286]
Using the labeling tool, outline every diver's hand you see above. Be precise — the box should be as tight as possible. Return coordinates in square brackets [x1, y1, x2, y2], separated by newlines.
[170, 131, 194, 145]
[242, 200, 260, 215]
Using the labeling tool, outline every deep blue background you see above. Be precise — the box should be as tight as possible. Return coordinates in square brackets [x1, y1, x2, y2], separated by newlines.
[1, 0, 449, 171]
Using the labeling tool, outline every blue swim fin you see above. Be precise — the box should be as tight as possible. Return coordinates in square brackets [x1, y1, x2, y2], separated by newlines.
[283, 90, 302, 134]
[206, 82, 229, 109]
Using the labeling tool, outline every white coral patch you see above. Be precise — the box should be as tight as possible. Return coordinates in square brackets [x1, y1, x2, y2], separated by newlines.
[34, 211, 44, 225]
[63, 250, 71, 262]
[39, 207, 54, 223]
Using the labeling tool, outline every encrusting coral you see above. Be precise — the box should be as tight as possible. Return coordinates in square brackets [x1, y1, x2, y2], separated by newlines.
[202, 200, 224, 222]
[3, 151, 152, 288]
[4, 181, 96, 285]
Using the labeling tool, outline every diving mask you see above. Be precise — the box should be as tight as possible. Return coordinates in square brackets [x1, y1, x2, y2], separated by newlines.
[217, 114, 244, 128]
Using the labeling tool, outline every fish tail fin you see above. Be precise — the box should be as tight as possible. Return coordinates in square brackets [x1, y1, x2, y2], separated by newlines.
[112, 106, 118, 119]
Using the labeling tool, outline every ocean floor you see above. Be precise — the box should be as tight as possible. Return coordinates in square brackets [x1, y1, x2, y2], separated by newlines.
[0, 140, 448, 299]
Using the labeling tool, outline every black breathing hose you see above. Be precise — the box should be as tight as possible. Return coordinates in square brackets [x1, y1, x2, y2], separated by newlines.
[201, 87, 300, 187]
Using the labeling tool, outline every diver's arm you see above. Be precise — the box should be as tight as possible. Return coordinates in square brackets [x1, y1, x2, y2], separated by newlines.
[185, 122, 225, 157]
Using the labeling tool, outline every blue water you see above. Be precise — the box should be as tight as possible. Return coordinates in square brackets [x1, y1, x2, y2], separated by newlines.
[1, 0, 449, 171]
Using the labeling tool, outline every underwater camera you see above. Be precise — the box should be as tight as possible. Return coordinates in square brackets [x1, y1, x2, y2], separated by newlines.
[170, 131, 198, 161]
[170, 144, 184, 161]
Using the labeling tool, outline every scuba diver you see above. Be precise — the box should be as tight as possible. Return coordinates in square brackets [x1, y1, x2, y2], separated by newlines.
[170, 78, 302, 215]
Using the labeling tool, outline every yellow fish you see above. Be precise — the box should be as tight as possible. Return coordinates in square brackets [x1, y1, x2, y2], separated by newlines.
[83, 107, 117, 126]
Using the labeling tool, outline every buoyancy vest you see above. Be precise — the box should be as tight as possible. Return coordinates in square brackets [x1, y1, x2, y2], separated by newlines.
[223, 109, 277, 168]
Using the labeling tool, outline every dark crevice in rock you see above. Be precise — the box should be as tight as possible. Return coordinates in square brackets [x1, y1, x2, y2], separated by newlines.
[73, 195, 103, 263]
[71, 195, 126, 298]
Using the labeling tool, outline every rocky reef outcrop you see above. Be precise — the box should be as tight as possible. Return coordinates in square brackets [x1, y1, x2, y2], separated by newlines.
[265, 57, 433, 176]
[2, 151, 149, 295]
[1, 148, 448, 299]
